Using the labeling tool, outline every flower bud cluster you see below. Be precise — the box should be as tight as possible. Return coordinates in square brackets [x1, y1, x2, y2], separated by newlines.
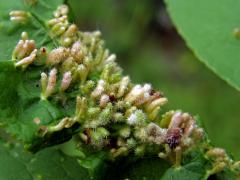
[47, 4, 79, 47]
[125, 84, 168, 120]
[10, 5, 239, 175]
[205, 147, 240, 177]
[12, 32, 37, 69]
[11, 5, 203, 163]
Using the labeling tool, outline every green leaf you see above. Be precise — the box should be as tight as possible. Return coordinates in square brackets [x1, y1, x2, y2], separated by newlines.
[0, 61, 79, 152]
[161, 166, 203, 180]
[160, 150, 207, 180]
[60, 139, 109, 180]
[115, 157, 170, 180]
[0, 139, 90, 180]
[78, 152, 108, 180]
[165, 0, 240, 90]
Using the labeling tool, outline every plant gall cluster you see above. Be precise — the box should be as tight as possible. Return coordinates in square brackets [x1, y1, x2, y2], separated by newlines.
[9, 4, 240, 177]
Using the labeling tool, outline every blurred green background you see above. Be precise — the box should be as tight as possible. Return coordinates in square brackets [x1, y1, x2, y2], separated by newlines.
[68, 0, 240, 158]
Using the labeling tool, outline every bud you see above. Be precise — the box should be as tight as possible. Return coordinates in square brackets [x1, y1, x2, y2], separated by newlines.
[41, 68, 57, 99]
[64, 24, 78, 37]
[61, 37, 72, 47]
[60, 71, 72, 92]
[12, 40, 24, 59]
[91, 79, 106, 98]
[92, 30, 101, 37]
[135, 93, 151, 106]
[84, 120, 101, 129]
[80, 80, 95, 94]
[168, 111, 184, 129]
[90, 128, 109, 146]
[12, 35, 36, 60]
[232, 161, 240, 171]
[21, 31, 28, 40]
[98, 103, 112, 125]
[113, 113, 124, 122]
[183, 118, 195, 138]
[101, 63, 116, 81]
[47, 18, 60, 26]
[148, 106, 160, 121]
[99, 94, 110, 108]
[53, 10, 61, 18]
[94, 45, 104, 66]
[119, 126, 131, 138]
[48, 117, 74, 132]
[52, 23, 67, 36]
[56, 4, 69, 17]
[127, 110, 146, 126]
[76, 96, 87, 121]
[61, 57, 76, 72]
[53, 4, 69, 18]
[40, 72, 47, 93]
[134, 127, 148, 142]
[146, 98, 168, 113]
[71, 41, 84, 63]
[87, 107, 101, 118]
[125, 84, 142, 103]
[47, 16, 67, 26]
[9, 10, 29, 23]
[61, 24, 78, 47]
[117, 76, 130, 98]
[125, 106, 137, 117]
[15, 49, 37, 69]
[83, 56, 94, 69]
[160, 111, 175, 128]
[21, 40, 36, 58]
[46, 47, 69, 66]
[77, 64, 88, 83]
[82, 31, 101, 45]
[206, 148, 227, 159]
[110, 71, 122, 84]
[105, 54, 116, 64]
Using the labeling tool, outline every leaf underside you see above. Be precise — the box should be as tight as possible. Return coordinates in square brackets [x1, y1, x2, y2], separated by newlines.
[166, 0, 240, 91]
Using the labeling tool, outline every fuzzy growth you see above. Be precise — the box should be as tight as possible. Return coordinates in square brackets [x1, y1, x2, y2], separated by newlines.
[9, 4, 240, 178]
